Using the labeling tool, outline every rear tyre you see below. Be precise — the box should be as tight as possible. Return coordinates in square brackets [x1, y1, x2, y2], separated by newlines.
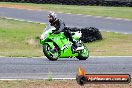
[43, 43, 59, 61]
[76, 46, 89, 60]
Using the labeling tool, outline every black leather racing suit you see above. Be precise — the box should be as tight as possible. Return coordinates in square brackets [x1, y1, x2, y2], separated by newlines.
[51, 19, 77, 48]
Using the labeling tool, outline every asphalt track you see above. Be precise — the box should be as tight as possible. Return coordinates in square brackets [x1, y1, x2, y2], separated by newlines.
[0, 57, 132, 79]
[0, 7, 132, 79]
[0, 7, 132, 34]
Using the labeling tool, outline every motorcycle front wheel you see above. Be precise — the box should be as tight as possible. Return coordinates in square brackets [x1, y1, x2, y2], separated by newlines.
[43, 43, 59, 61]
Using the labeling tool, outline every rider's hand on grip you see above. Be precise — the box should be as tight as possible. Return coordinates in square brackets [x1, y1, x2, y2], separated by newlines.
[54, 31, 60, 34]
[52, 30, 60, 34]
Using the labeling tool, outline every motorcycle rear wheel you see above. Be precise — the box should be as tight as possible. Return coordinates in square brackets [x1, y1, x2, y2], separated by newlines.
[76, 46, 89, 60]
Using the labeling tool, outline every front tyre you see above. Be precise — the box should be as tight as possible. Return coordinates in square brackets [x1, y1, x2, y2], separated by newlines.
[43, 43, 59, 61]
[77, 46, 89, 60]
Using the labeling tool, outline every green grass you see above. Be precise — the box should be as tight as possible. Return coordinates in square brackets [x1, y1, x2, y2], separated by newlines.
[0, 2, 132, 19]
[0, 17, 132, 57]
[0, 80, 131, 88]
[85, 32, 132, 56]
[0, 17, 45, 57]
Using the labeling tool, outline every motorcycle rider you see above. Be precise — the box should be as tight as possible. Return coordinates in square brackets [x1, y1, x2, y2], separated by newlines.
[47, 12, 83, 51]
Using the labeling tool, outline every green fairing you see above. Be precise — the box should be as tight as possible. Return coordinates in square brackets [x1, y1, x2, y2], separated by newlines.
[40, 27, 89, 60]
[41, 32, 78, 57]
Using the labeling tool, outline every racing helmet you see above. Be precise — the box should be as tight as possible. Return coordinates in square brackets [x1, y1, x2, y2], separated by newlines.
[48, 11, 57, 19]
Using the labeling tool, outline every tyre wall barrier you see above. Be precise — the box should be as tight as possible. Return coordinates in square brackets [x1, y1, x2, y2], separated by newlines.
[66, 27, 103, 43]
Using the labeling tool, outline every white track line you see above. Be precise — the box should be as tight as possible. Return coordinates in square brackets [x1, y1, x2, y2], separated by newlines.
[0, 78, 76, 80]
[90, 56, 132, 58]
[0, 16, 45, 25]
[0, 77, 132, 80]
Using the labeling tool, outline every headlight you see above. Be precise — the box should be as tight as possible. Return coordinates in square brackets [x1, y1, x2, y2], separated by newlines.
[40, 33, 47, 40]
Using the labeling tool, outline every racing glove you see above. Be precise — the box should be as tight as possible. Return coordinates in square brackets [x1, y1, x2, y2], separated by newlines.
[53, 30, 60, 34]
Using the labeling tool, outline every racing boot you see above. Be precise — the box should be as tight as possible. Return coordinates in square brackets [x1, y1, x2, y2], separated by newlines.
[72, 41, 84, 52]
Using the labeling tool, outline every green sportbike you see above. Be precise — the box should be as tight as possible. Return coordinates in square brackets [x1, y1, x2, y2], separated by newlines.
[40, 27, 89, 61]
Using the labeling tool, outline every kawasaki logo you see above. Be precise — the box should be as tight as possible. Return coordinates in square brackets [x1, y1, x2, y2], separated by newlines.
[61, 43, 72, 50]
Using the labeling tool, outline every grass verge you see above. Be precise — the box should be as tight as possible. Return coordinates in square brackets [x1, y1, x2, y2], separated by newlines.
[0, 80, 131, 88]
[0, 17, 132, 57]
[85, 32, 132, 56]
[0, 2, 132, 19]
[0, 17, 45, 57]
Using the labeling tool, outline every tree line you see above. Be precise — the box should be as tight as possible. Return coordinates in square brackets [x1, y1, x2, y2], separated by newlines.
[1, 0, 132, 6]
